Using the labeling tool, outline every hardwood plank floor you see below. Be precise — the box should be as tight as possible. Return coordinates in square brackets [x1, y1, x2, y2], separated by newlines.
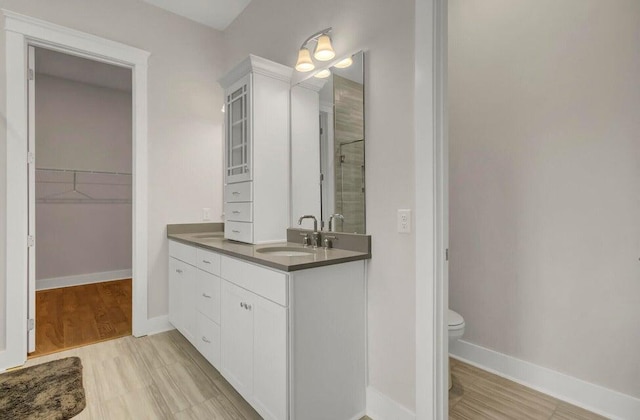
[30, 279, 132, 357]
[449, 358, 608, 420]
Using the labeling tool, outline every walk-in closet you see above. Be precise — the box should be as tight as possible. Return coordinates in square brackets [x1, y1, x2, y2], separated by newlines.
[30, 47, 133, 356]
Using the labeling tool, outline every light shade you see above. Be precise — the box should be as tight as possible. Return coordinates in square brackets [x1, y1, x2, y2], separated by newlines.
[334, 56, 353, 69]
[314, 34, 335, 61]
[295, 48, 315, 72]
[314, 69, 331, 79]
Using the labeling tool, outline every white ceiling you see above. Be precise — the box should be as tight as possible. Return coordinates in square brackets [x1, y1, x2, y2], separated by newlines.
[141, 0, 252, 30]
[35, 48, 132, 92]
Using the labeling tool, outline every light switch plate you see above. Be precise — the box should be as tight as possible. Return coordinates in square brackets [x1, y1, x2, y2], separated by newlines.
[202, 208, 211, 221]
[397, 209, 411, 233]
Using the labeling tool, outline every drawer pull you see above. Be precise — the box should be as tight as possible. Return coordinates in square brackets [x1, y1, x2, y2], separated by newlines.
[232, 210, 241, 214]
[240, 302, 245, 308]
[232, 191, 240, 195]
[232, 229, 241, 233]
[175, 269, 183, 274]
[202, 260, 211, 264]
[201, 336, 211, 344]
[246, 304, 252, 311]
[202, 293, 212, 299]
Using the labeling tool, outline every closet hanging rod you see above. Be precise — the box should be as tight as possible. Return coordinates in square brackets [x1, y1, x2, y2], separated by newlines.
[35, 167, 132, 176]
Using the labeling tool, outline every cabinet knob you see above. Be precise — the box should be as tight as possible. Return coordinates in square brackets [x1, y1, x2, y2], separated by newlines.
[202, 260, 211, 264]
[175, 269, 183, 274]
[202, 293, 211, 299]
[202, 336, 211, 344]
[240, 302, 245, 308]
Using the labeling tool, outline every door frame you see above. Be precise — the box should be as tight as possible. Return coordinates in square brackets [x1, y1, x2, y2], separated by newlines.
[415, 0, 448, 419]
[2, 10, 150, 369]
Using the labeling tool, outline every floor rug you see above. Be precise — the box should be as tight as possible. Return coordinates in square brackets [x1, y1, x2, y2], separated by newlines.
[0, 357, 86, 419]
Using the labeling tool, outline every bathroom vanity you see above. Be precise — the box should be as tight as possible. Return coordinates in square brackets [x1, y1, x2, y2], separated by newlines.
[166, 52, 370, 420]
[167, 227, 371, 420]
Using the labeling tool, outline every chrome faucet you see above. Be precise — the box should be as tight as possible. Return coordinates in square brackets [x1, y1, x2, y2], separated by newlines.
[328, 214, 344, 232]
[298, 215, 320, 248]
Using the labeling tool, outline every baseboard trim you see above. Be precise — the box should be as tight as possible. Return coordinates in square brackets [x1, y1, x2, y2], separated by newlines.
[36, 269, 132, 291]
[450, 339, 640, 420]
[140, 315, 174, 337]
[366, 386, 415, 420]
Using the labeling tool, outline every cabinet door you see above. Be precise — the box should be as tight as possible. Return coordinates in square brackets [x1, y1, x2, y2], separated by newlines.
[168, 257, 182, 331]
[253, 295, 288, 420]
[169, 258, 196, 344]
[225, 74, 252, 184]
[221, 280, 254, 398]
[181, 262, 197, 344]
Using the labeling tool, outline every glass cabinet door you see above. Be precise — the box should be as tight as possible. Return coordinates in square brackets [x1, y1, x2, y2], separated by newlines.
[226, 76, 251, 183]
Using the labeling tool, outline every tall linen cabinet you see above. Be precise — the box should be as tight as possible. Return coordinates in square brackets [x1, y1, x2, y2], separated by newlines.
[219, 55, 292, 244]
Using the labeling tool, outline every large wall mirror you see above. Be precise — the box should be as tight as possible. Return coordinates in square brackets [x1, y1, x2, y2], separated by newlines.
[291, 51, 365, 233]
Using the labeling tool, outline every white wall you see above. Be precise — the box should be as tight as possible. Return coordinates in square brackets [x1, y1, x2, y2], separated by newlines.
[35, 74, 132, 281]
[0, 0, 225, 327]
[225, 0, 417, 411]
[449, 0, 640, 399]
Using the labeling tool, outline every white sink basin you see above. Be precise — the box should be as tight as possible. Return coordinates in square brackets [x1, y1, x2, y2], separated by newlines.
[256, 247, 316, 257]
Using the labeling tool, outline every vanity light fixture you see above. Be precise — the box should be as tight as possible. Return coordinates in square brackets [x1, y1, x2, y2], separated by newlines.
[295, 27, 335, 72]
[314, 69, 332, 79]
[295, 48, 315, 72]
[314, 34, 335, 61]
[334, 56, 353, 69]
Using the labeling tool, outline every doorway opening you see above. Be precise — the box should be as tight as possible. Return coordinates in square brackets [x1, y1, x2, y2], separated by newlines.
[28, 46, 133, 357]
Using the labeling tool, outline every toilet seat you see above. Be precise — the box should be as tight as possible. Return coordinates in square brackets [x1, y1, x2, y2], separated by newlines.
[448, 309, 465, 331]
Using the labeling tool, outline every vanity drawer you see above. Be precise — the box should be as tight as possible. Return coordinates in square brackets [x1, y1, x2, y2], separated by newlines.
[197, 270, 221, 324]
[225, 181, 253, 203]
[225, 221, 253, 243]
[196, 248, 221, 275]
[169, 240, 197, 266]
[221, 255, 288, 306]
[225, 202, 253, 223]
[196, 312, 221, 368]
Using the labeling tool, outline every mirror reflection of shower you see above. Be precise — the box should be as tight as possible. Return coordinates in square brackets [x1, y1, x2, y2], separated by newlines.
[336, 138, 365, 233]
[318, 54, 365, 233]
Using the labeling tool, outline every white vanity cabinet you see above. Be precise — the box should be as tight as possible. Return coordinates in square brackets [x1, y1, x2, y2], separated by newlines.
[168, 241, 222, 367]
[220, 257, 288, 420]
[219, 55, 292, 244]
[168, 239, 366, 420]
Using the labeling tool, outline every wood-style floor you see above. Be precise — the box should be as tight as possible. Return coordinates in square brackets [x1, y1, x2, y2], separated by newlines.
[25, 330, 263, 419]
[22, 329, 606, 419]
[449, 358, 608, 420]
[30, 279, 132, 357]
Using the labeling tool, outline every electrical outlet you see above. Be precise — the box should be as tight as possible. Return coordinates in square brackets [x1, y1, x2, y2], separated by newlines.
[202, 208, 211, 221]
[397, 209, 411, 233]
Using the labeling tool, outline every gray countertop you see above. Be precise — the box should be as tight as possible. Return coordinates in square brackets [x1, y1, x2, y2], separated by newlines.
[167, 231, 370, 272]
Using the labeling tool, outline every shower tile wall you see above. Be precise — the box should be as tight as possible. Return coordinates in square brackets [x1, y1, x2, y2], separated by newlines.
[334, 75, 365, 234]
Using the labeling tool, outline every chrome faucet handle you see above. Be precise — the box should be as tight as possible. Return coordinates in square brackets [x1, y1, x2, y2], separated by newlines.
[328, 213, 344, 232]
[299, 232, 311, 246]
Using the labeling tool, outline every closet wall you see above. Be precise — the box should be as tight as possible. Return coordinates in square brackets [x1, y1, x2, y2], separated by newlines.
[35, 72, 132, 287]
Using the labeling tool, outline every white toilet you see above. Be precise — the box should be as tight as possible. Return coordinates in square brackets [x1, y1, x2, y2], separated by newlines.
[448, 309, 465, 390]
